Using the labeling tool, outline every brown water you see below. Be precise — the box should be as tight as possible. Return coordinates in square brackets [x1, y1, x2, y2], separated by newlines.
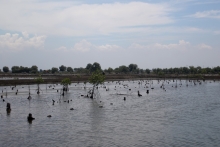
[0, 80, 220, 147]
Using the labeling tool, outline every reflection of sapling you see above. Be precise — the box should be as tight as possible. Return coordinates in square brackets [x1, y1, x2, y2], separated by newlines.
[88, 70, 105, 99]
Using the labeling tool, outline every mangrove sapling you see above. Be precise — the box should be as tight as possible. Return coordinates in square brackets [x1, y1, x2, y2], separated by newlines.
[60, 78, 71, 96]
[35, 75, 44, 94]
[88, 70, 105, 99]
[76, 75, 81, 84]
[84, 81, 87, 89]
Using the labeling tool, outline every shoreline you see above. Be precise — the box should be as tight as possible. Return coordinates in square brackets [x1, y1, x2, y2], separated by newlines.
[0, 74, 219, 86]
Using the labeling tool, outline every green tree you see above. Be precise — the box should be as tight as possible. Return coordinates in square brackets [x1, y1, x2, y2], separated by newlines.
[168, 68, 173, 74]
[145, 69, 151, 74]
[59, 65, 66, 72]
[3, 66, 9, 73]
[173, 67, 179, 75]
[86, 63, 92, 72]
[114, 67, 119, 74]
[74, 67, 88, 74]
[51, 67, 58, 74]
[61, 78, 71, 96]
[189, 66, 195, 74]
[152, 68, 157, 74]
[11, 66, 20, 73]
[201, 68, 207, 74]
[213, 66, 220, 74]
[196, 66, 202, 74]
[67, 67, 73, 72]
[31, 65, 38, 73]
[205, 67, 212, 74]
[88, 70, 105, 99]
[182, 67, 189, 74]
[158, 71, 164, 76]
[139, 69, 144, 74]
[162, 68, 168, 74]
[107, 67, 113, 74]
[118, 65, 129, 74]
[128, 64, 138, 73]
[35, 75, 44, 94]
[91, 62, 101, 72]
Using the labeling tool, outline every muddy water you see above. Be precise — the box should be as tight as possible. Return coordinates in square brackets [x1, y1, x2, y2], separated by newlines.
[0, 80, 220, 147]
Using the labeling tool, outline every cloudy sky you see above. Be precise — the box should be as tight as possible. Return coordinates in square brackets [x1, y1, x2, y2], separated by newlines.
[0, 0, 220, 70]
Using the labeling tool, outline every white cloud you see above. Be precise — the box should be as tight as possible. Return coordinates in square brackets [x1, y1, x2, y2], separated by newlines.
[57, 40, 213, 53]
[154, 40, 190, 50]
[0, 33, 46, 52]
[214, 30, 220, 34]
[0, 1, 173, 36]
[184, 27, 205, 32]
[22, 31, 29, 38]
[56, 46, 68, 52]
[96, 44, 122, 51]
[129, 40, 212, 51]
[191, 10, 220, 19]
[197, 44, 212, 50]
[57, 40, 122, 52]
[72, 39, 93, 52]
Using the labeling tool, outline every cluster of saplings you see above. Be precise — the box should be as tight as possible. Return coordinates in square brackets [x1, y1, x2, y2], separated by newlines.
[1, 63, 220, 75]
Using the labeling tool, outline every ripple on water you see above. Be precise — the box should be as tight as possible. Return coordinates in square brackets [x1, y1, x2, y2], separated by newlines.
[0, 80, 220, 147]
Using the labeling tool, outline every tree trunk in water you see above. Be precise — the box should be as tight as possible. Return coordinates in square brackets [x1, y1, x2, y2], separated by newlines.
[62, 86, 65, 96]
[90, 86, 95, 99]
[37, 84, 40, 94]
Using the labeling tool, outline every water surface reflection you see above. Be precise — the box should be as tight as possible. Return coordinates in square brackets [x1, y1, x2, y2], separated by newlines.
[0, 80, 220, 147]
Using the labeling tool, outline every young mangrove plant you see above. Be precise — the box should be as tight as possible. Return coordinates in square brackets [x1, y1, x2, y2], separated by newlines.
[61, 78, 71, 96]
[88, 70, 105, 99]
[35, 75, 44, 94]
[84, 81, 87, 89]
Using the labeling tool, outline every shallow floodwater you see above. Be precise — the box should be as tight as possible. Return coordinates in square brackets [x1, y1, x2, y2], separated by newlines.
[0, 80, 220, 147]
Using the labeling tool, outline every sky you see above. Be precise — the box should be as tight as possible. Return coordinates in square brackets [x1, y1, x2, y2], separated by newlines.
[0, 0, 220, 70]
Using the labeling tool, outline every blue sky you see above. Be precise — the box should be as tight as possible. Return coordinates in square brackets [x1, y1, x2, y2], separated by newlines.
[0, 0, 220, 70]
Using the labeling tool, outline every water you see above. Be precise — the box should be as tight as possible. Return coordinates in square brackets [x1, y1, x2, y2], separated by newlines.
[0, 80, 220, 147]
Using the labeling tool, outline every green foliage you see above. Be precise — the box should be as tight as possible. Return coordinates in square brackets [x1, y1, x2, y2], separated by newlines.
[139, 69, 144, 74]
[52, 67, 58, 73]
[89, 70, 105, 86]
[86, 63, 92, 71]
[74, 67, 88, 74]
[108, 67, 113, 73]
[118, 65, 129, 73]
[61, 78, 71, 86]
[59, 65, 66, 71]
[114, 67, 119, 74]
[85, 62, 102, 73]
[31, 65, 38, 73]
[128, 64, 138, 72]
[158, 71, 164, 76]
[35, 75, 44, 84]
[145, 69, 151, 74]
[91, 62, 101, 72]
[67, 67, 73, 72]
[3, 66, 9, 73]
[10, 66, 34, 73]
[11, 66, 21, 73]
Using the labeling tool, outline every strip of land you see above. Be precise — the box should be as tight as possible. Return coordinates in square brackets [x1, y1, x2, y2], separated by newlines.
[0, 74, 219, 86]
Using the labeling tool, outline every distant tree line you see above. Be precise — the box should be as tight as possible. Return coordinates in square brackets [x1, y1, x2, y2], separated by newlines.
[2, 65, 38, 73]
[151, 66, 220, 75]
[1, 63, 220, 75]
